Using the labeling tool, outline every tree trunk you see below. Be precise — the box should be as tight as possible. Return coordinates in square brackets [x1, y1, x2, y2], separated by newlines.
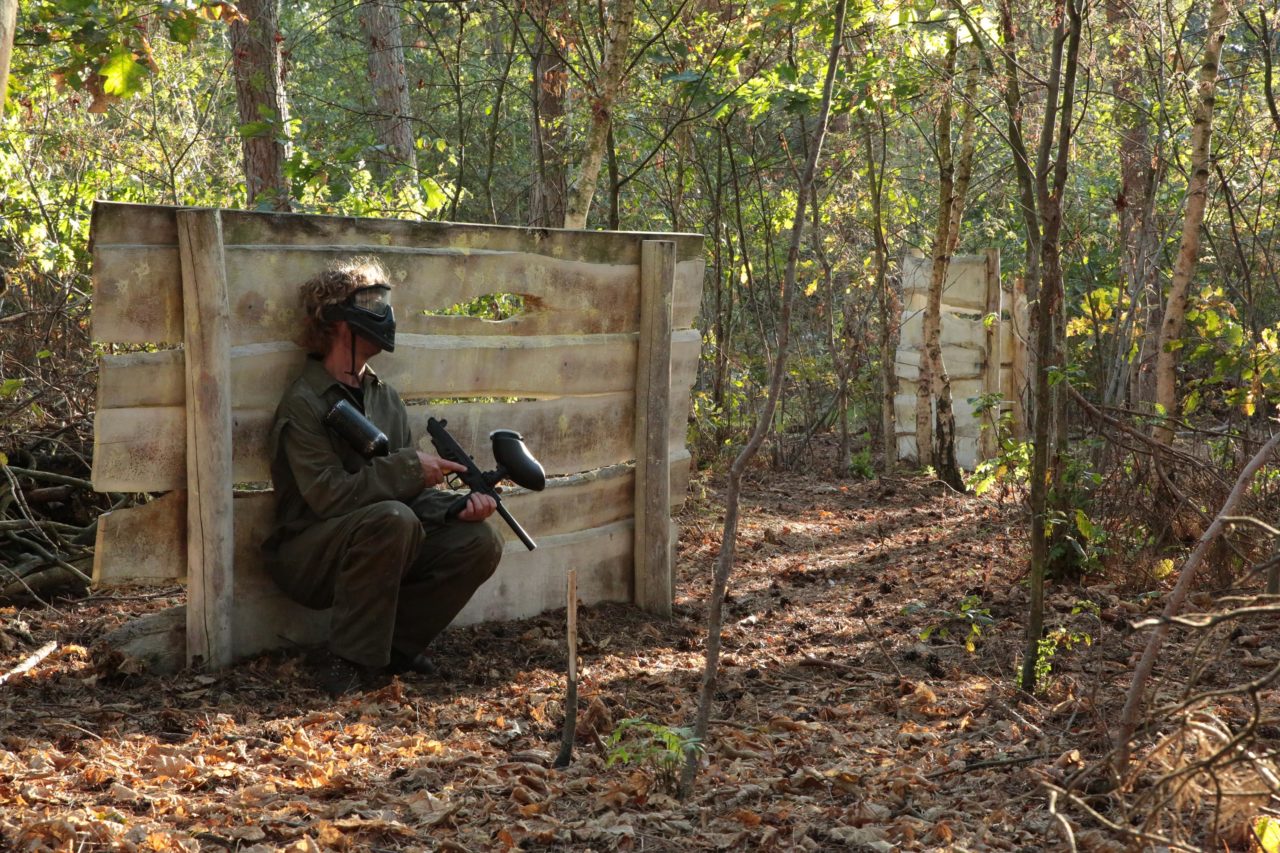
[357, 0, 418, 183]
[1020, 0, 1083, 692]
[932, 45, 979, 491]
[863, 108, 897, 474]
[529, 1, 569, 228]
[229, 0, 291, 211]
[1153, 0, 1231, 446]
[679, 0, 846, 799]
[1102, 0, 1162, 408]
[0, 0, 15, 117]
[563, 0, 636, 229]
[915, 31, 958, 469]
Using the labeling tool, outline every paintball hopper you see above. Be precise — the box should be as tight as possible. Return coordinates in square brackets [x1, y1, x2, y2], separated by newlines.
[488, 429, 546, 492]
[324, 399, 389, 459]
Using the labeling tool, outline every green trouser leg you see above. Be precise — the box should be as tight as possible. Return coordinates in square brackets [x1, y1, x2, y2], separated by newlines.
[268, 499, 503, 668]
[394, 510, 504, 656]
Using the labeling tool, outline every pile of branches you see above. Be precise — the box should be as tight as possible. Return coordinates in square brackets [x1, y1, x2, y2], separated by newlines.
[1070, 388, 1277, 588]
[1045, 390, 1280, 849]
[0, 262, 116, 603]
[1050, 596, 1280, 851]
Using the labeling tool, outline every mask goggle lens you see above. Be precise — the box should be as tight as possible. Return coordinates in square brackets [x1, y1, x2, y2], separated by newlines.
[350, 285, 391, 317]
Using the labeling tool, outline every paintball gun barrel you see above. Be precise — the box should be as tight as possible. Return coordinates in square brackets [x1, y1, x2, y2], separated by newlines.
[427, 417, 546, 551]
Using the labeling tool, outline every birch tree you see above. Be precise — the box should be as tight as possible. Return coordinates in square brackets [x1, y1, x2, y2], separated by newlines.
[0, 0, 15, 116]
[562, 0, 636, 229]
[917, 34, 978, 490]
[1153, 0, 1233, 446]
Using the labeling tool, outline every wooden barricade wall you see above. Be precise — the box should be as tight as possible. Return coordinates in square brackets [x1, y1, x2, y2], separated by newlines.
[89, 202, 704, 671]
[894, 250, 1026, 468]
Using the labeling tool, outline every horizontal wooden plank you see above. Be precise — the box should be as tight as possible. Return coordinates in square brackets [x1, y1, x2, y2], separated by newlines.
[92, 201, 703, 263]
[92, 406, 185, 493]
[90, 202, 704, 344]
[498, 449, 691, 546]
[99, 516, 638, 672]
[897, 312, 988, 351]
[92, 245, 184, 345]
[894, 347, 985, 382]
[90, 201, 178, 247]
[456, 519, 634, 626]
[95, 248, 707, 345]
[894, 434, 981, 469]
[217, 207, 704, 263]
[92, 492, 186, 584]
[892, 380, 985, 435]
[92, 388, 695, 492]
[98, 329, 701, 411]
[93, 452, 693, 586]
[225, 248, 649, 344]
[673, 258, 704, 331]
[99, 466, 687, 586]
[900, 253, 990, 312]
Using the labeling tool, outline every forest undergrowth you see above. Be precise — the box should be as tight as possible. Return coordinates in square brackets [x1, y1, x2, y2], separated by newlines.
[3, 445, 1275, 852]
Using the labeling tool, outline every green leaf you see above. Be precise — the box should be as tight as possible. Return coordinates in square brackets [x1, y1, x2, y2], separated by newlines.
[1254, 816, 1280, 853]
[662, 69, 703, 84]
[0, 378, 24, 398]
[239, 120, 274, 139]
[100, 47, 147, 97]
[1074, 509, 1096, 543]
[168, 12, 200, 45]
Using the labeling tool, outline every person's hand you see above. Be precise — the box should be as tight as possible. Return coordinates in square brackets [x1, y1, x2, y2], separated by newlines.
[457, 492, 497, 522]
[416, 451, 466, 487]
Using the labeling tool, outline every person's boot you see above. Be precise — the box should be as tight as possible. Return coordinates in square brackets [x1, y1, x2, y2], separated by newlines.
[387, 648, 439, 677]
[316, 651, 387, 697]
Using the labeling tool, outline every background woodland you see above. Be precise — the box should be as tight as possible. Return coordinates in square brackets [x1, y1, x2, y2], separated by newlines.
[6, 0, 1280, 848]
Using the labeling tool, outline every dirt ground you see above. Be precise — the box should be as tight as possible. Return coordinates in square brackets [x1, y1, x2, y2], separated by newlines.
[0, 465, 1246, 852]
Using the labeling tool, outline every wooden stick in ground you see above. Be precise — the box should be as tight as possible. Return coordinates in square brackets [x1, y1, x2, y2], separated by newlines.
[1114, 429, 1280, 777]
[555, 569, 578, 768]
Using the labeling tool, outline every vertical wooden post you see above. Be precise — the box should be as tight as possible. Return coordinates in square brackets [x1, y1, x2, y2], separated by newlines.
[634, 240, 675, 616]
[177, 209, 234, 670]
[981, 248, 1001, 460]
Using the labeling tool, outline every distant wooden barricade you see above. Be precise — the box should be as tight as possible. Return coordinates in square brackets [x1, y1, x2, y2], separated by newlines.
[89, 202, 703, 671]
[894, 250, 1029, 468]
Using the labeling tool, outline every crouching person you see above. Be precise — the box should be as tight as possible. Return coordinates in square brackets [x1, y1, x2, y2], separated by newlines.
[263, 257, 504, 697]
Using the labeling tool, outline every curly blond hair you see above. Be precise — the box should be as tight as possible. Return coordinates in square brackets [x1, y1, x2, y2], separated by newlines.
[297, 257, 393, 354]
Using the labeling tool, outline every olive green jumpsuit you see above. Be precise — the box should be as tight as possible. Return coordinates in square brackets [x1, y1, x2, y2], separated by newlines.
[263, 357, 504, 668]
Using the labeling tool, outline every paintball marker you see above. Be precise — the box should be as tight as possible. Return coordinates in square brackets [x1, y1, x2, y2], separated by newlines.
[427, 417, 546, 551]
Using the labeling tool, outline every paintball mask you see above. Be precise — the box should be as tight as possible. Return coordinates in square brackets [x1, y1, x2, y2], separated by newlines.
[323, 284, 397, 352]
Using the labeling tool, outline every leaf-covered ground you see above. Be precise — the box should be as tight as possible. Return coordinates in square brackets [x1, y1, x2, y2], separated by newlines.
[0, 470, 1216, 851]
